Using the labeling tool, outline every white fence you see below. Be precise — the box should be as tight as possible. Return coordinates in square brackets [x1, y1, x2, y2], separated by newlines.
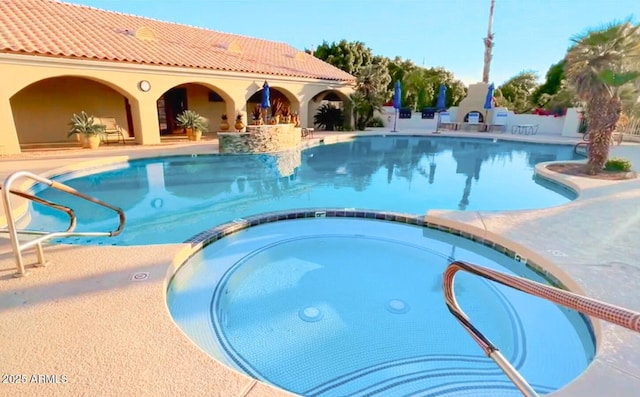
[377, 106, 582, 137]
[504, 114, 566, 135]
[620, 117, 640, 135]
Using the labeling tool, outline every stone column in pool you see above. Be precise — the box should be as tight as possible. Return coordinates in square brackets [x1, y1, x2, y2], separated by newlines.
[218, 124, 302, 154]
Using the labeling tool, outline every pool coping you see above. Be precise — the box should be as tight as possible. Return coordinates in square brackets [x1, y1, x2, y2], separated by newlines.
[2, 131, 640, 397]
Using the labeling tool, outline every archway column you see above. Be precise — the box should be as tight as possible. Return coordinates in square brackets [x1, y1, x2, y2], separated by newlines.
[130, 96, 160, 145]
[303, 96, 322, 129]
[0, 97, 20, 154]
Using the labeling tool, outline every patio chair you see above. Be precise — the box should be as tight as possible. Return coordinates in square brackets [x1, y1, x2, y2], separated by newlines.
[301, 128, 314, 138]
[96, 117, 126, 145]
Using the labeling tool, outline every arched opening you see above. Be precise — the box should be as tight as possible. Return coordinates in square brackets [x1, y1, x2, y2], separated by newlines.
[308, 90, 349, 131]
[463, 111, 485, 123]
[156, 83, 231, 136]
[9, 76, 134, 147]
[246, 86, 300, 125]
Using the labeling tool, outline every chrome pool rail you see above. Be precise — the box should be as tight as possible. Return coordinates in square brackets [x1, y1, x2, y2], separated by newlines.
[443, 260, 640, 397]
[1, 170, 125, 277]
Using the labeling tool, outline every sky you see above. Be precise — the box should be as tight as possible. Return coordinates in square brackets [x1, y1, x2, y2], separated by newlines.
[64, 0, 638, 86]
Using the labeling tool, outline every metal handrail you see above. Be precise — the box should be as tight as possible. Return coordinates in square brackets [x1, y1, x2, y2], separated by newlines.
[1, 170, 126, 277]
[443, 260, 640, 396]
[6, 189, 77, 234]
[573, 141, 588, 157]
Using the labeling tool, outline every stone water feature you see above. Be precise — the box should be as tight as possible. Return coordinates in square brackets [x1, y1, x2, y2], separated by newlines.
[218, 124, 302, 154]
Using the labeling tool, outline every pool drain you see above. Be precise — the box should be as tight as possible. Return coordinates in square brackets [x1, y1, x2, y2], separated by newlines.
[130, 271, 150, 282]
[299, 306, 323, 322]
[386, 299, 410, 314]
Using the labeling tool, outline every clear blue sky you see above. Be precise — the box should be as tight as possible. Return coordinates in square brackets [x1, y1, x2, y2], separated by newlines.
[66, 0, 637, 86]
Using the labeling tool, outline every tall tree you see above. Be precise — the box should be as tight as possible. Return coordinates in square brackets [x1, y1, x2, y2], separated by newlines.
[311, 40, 374, 75]
[497, 71, 540, 113]
[423, 67, 467, 107]
[387, 57, 418, 107]
[565, 22, 640, 174]
[482, 0, 496, 83]
[531, 60, 566, 106]
[351, 63, 392, 130]
[403, 68, 433, 111]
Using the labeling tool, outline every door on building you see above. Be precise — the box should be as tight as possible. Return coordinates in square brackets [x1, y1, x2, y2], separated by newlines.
[157, 87, 188, 135]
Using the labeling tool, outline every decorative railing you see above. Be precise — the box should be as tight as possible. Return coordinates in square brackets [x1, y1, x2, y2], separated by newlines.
[443, 260, 640, 396]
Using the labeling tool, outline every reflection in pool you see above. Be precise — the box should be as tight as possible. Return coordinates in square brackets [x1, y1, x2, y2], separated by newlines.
[27, 136, 579, 245]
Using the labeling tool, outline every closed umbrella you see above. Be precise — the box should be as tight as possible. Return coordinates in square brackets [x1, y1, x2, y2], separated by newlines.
[435, 84, 447, 134]
[392, 80, 401, 132]
[261, 81, 270, 120]
[436, 84, 447, 111]
[484, 83, 495, 128]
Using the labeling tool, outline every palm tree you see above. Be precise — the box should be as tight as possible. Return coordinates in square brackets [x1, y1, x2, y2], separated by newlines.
[564, 22, 640, 174]
[352, 63, 391, 130]
[482, 0, 495, 83]
[403, 68, 433, 111]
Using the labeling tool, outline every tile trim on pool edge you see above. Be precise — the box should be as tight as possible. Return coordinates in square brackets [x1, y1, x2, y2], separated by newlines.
[181, 208, 566, 290]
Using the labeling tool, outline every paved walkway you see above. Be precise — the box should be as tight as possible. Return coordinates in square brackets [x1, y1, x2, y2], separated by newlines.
[1, 131, 639, 397]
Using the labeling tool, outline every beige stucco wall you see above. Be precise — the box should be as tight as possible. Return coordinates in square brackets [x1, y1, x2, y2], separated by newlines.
[456, 82, 490, 123]
[10, 76, 129, 144]
[0, 53, 354, 154]
[183, 83, 226, 133]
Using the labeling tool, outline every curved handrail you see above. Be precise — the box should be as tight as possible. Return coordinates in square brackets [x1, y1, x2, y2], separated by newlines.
[1, 170, 126, 276]
[48, 180, 125, 237]
[573, 141, 588, 157]
[6, 189, 77, 234]
[443, 260, 640, 396]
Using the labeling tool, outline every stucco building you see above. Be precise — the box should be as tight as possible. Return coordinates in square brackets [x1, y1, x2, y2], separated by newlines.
[0, 0, 355, 154]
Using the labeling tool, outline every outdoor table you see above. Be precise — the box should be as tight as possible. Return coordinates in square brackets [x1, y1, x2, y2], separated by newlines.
[511, 124, 539, 135]
[301, 128, 314, 138]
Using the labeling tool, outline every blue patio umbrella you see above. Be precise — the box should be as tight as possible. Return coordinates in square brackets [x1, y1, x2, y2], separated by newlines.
[434, 84, 447, 134]
[483, 83, 495, 130]
[392, 80, 401, 132]
[393, 80, 402, 110]
[436, 84, 447, 111]
[261, 81, 271, 110]
[484, 82, 495, 111]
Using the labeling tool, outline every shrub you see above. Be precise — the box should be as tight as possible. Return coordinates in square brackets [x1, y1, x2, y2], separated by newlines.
[605, 157, 632, 172]
[366, 116, 385, 127]
[314, 104, 344, 131]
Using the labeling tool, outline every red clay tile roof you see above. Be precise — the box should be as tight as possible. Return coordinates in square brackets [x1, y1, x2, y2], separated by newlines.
[0, 0, 355, 81]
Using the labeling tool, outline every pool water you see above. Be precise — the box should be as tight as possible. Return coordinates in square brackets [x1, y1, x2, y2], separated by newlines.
[167, 218, 596, 397]
[27, 136, 579, 245]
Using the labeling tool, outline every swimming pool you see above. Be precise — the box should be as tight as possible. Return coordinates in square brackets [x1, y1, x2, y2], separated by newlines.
[167, 216, 596, 396]
[27, 136, 579, 245]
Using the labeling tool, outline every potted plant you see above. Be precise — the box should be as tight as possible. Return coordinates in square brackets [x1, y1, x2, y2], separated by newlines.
[270, 98, 284, 124]
[67, 111, 106, 149]
[251, 105, 263, 125]
[281, 107, 292, 124]
[176, 110, 208, 141]
[234, 113, 245, 131]
[220, 113, 230, 131]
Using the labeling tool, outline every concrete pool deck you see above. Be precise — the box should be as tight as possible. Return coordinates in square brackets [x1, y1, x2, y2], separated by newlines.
[1, 130, 639, 397]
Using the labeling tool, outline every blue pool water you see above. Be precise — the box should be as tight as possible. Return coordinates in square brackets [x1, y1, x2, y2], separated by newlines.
[27, 136, 579, 245]
[167, 218, 596, 397]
